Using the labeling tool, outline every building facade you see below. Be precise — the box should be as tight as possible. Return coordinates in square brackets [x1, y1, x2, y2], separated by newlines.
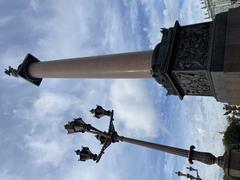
[202, 0, 240, 18]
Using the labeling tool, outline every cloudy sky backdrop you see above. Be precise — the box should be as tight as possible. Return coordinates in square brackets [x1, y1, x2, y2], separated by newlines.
[0, 0, 227, 180]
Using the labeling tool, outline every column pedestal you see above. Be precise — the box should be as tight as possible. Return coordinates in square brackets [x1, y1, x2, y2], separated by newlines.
[152, 7, 240, 105]
[223, 8, 240, 105]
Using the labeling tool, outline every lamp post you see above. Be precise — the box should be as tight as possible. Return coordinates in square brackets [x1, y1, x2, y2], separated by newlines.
[64, 106, 240, 178]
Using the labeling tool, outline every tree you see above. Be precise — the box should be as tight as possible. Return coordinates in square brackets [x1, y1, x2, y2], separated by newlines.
[223, 120, 240, 150]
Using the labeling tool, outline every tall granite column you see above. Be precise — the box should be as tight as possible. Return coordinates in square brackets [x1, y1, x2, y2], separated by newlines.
[10, 51, 152, 86]
[6, 8, 240, 104]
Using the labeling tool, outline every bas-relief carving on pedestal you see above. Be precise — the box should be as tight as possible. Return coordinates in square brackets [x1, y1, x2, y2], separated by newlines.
[174, 72, 212, 96]
[171, 23, 213, 97]
[174, 23, 211, 70]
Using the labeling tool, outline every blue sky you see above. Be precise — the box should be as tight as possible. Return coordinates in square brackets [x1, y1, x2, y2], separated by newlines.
[0, 0, 227, 180]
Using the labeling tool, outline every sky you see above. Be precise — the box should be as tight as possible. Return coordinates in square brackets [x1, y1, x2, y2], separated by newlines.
[0, 0, 228, 180]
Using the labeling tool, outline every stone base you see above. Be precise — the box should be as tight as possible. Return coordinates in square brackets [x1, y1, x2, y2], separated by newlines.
[225, 150, 240, 177]
[210, 8, 240, 105]
[223, 8, 240, 105]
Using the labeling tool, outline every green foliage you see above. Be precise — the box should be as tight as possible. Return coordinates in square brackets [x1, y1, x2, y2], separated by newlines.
[223, 117, 240, 150]
[223, 174, 240, 180]
[227, 116, 240, 124]
[223, 107, 240, 179]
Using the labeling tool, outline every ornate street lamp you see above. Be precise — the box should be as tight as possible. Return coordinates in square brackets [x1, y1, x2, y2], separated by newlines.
[65, 106, 118, 163]
[90, 105, 112, 118]
[64, 106, 240, 178]
[75, 147, 98, 161]
[64, 117, 91, 133]
[186, 166, 198, 172]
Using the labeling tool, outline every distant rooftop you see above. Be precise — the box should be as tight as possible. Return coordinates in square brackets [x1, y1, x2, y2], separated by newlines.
[200, 0, 240, 19]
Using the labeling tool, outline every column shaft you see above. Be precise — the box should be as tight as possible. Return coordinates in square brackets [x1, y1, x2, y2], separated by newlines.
[29, 51, 153, 78]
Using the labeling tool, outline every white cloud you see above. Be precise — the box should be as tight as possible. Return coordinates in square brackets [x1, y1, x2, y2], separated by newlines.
[139, 0, 163, 48]
[139, 0, 209, 48]
[61, 162, 123, 180]
[25, 0, 141, 60]
[162, 0, 180, 26]
[0, 16, 13, 27]
[179, 0, 208, 24]
[163, 154, 175, 179]
[21, 92, 82, 125]
[0, 170, 24, 180]
[19, 92, 79, 166]
[110, 80, 158, 137]
[29, 0, 40, 11]
[24, 135, 69, 166]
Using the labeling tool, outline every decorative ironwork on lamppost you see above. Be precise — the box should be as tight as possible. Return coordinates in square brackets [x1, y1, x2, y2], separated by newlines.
[63, 105, 240, 179]
[186, 166, 201, 180]
[175, 171, 202, 180]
